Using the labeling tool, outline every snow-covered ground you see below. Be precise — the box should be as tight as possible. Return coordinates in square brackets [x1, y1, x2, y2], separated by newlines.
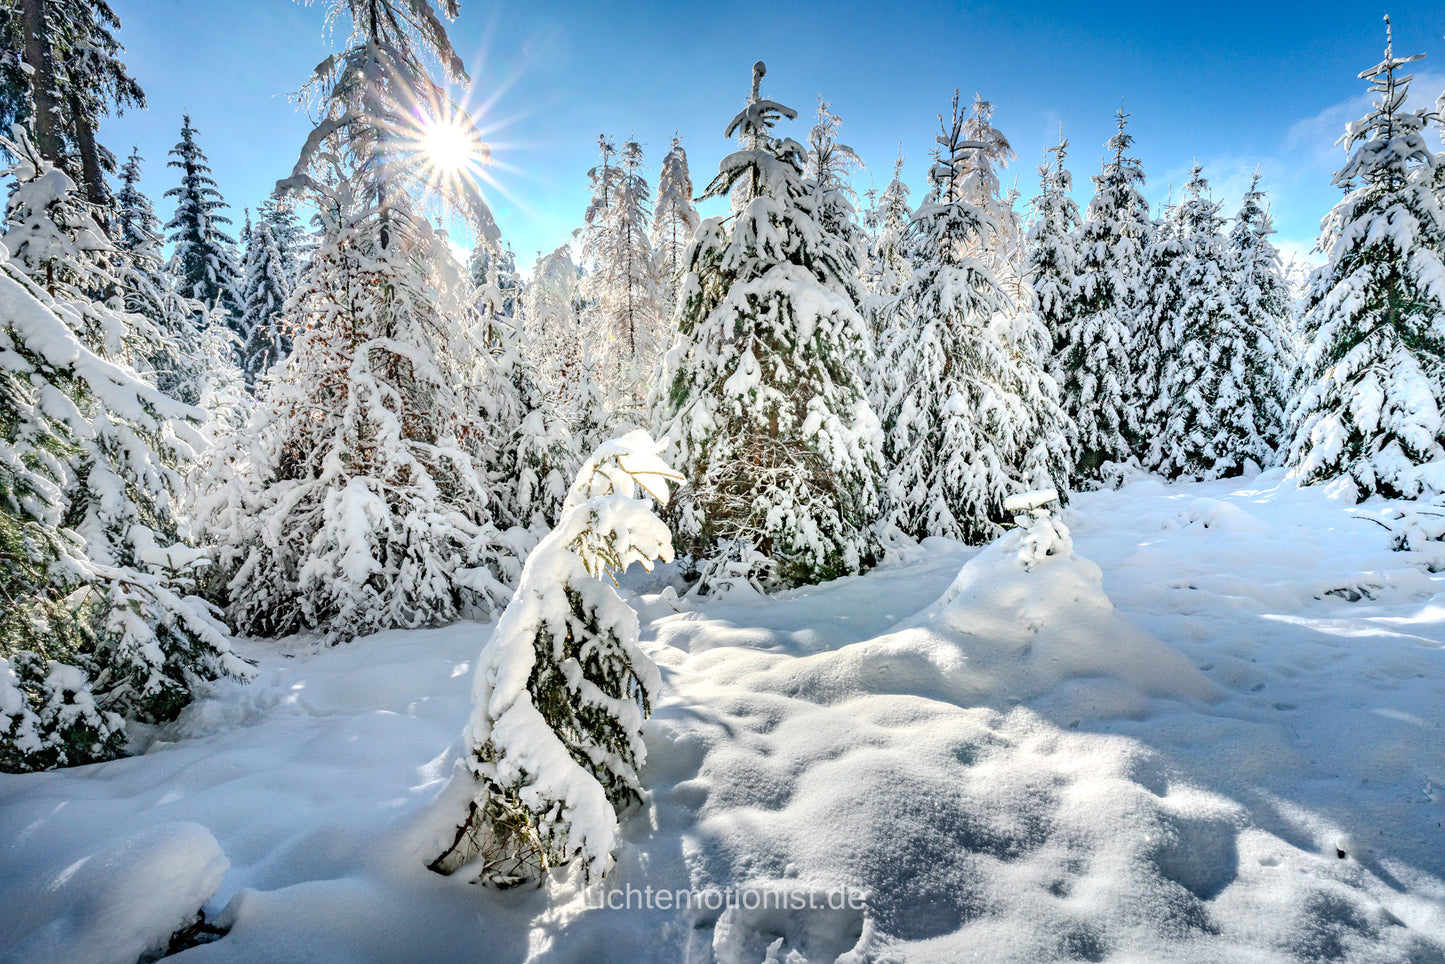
[2, 470, 1443, 963]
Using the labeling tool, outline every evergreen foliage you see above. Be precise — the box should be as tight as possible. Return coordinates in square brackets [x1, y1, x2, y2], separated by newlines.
[651, 133, 698, 318]
[163, 115, 240, 320]
[657, 61, 883, 587]
[1066, 108, 1151, 481]
[200, 0, 522, 642]
[432, 431, 677, 885]
[0, 134, 245, 772]
[876, 91, 1068, 545]
[1288, 25, 1445, 498]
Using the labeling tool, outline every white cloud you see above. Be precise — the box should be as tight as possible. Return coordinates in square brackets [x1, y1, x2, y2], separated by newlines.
[1284, 68, 1445, 165]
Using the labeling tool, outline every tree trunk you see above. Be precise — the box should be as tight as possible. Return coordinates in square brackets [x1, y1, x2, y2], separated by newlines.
[20, 0, 63, 163]
[68, 89, 111, 214]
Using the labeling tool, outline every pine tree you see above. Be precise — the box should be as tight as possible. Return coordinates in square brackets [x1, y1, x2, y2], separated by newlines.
[163, 115, 241, 320]
[431, 431, 677, 885]
[876, 91, 1068, 545]
[657, 61, 883, 587]
[651, 133, 698, 319]
[0, 132, 246, 772]
[1288, 23, 1445, 498]
[1066, 108, 1151, 481]
[199, 0, 521, 642]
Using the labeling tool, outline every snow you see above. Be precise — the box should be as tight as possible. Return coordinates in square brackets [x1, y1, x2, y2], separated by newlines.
[0, 823, 227, 964]
[2, 472, 1444, 961]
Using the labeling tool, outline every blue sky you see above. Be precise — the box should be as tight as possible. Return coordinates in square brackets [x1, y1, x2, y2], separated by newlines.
[107, 1, 1445, 270]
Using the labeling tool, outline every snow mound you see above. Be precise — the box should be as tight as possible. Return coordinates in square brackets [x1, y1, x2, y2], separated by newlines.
[1163, 497, 1277, 536]
[695, 525, 1219, 717]
[0, 822, 227, 964]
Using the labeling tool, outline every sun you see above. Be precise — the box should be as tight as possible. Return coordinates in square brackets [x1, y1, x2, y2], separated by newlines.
[420, 117, 478, 175]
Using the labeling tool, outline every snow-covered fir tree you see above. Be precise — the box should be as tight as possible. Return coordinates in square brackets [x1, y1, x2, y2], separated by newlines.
[1066, 108, 1151, 481]
[431, 431, 678, 885]
[467, 240, 519, 319]
[0, 132, 246, 772]
[259, 190, 309, 274]
[111, 145, 208, 406]
[1224, 171, 1291, 466]
[953, 95, 1020, 280]
[1146, 163, 1279, 478]
[875, 91, 1068, 545]
[579, 134, 618, 274]
[469, 238, 574, 532]
[522, 244, 605, 448]
[805, 96, 868, 304]
[1135, 183, 1187, 449]
[164, 115, 241, 320]
[1288, 28, 1445, 498]
[200, 0, 523, 642]
[114, 147, 157, 255]
[656, 61, 883, 587]
[192, 309, 250, 442]
[951, 94, 1070, 490]
[651, 133, 698, 319]
[1026, 135, 1083, 390]
[236, 214, 292, 382]
[862, 145, 912, 348]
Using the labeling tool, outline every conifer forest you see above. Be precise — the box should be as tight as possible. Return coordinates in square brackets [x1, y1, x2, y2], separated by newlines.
[0, 2, 1443, 962]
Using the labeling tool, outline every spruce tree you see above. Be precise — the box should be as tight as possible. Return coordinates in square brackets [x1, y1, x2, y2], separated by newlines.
[805, 96, 868, 304]
[657, 61, 883, 587]
[876, 92, 1067, 545]
[1226, 171, 1291, 461]
[470, 239, 574, 532]
[3, 0, 146, 210]
[236, 215, 292, 382]
[651, 133, 698, 318]
[861, 146, 912, 389]
[258, 190, 309, 284]
[114, 147, 158, 255]
[164, 115, 241, 320]
[431, 432, 678, 885]
[111, 146, 206, 405]
[1147, 164, 1272, 478]
[0, 132, 246, 772]
[588, 138, 661, 421]
[1066, 108, 1150, 481]
[1288, 24, 1445, 498]
[1135, 180, 1186, 449]
[953, 94, 1071, 490]
[1026, 135, 1083, 390]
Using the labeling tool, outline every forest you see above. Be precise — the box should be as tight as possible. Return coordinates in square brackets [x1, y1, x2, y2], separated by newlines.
[0, 1, 1442, 962]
